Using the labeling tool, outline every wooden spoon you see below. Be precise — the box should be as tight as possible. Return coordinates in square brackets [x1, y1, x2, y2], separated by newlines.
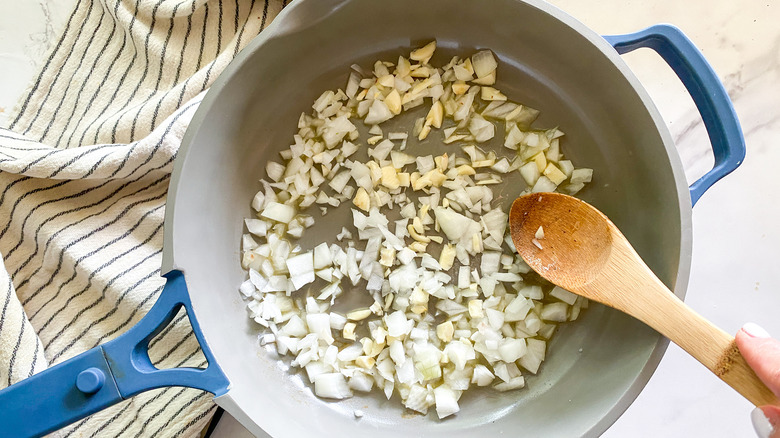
[509, 192, 778, 407]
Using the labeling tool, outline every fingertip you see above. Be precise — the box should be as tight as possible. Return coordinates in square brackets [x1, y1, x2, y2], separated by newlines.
[736, 323, 774, 357]
[736, 326, 759, 353]
[736, 328, 780, 400]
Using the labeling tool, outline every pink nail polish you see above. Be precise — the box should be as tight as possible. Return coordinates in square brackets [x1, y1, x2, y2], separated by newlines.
[742, 322, 771, 338]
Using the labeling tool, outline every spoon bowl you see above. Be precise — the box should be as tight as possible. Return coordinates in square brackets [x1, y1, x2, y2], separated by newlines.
[509, 192, 613, 291]
[509, 192, 778, 407]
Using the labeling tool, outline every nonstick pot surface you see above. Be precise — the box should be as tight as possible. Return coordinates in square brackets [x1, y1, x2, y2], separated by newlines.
[163, 0, 692, 436]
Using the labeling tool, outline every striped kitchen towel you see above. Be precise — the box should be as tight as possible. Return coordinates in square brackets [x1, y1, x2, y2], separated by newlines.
[0, 0, 285, 436]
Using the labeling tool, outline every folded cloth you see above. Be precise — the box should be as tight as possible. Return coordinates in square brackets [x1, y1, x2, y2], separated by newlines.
[0, 0, 284, 436]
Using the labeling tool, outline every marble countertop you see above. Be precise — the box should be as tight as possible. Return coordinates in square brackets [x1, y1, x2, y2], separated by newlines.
[2, 0, 778, 437]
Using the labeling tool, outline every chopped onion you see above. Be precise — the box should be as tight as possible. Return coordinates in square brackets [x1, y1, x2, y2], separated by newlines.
[314, 373, 353, 399]
[519, 161, 540, 186]
[480, 251, 501, 276]
[531, 175, 557, 193]
[313, 243, 332, 269]
[558, 160, 574, 177]
[238, 40, 594, 420]
[550, 286, 578, 305]
[251, 191, 266, 211]
[570, 168, 594, 184]
[494, 376, 525, 392]
[405, 385, 431, 414]
[287, 252, 315, 289]
[365, 100, 393, 125]
[242, 234, 258, 252]
[266, 161, 285, 182]
[434, 385, 460, 419]
[540, 302, 569, 322]
[261, 202, 295, 223]
[471, 365, 494, 386]
[498, 338, 527, 362]
[306, 313, 335, 344]
[471, 50, 497, 79]
[433, 207, 478, 242]
[239, 279, 255, 298]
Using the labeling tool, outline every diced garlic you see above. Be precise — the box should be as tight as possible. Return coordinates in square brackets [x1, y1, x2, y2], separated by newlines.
[426, 101, 444, 129]
[385, 89, 402, 115]
[543, 163, 567, 185]
[343, 322, 357, 340]
[438, 244, 456, 271]
[410, 41, 436, 64]
[380, 166, 401, 190]
[468, 300, 484, 318]
[481, 86, 507, 101]
[353, 187, 370, 211]
[436, 321, 454, 342]
[471, 71, 496, 85]
[347, 308, 372, 321]
[355, 356, 375, 369]
[452, 81, 470, 95]
[379, 247, 396, 267]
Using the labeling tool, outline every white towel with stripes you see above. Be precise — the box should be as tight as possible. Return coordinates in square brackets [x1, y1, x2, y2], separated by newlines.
[0, 0, 284, 436]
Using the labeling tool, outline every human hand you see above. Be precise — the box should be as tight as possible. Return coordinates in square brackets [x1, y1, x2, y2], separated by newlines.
[736, 323, 780, 438]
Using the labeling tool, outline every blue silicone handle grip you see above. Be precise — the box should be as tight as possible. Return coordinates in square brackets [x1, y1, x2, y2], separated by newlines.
[603, 24, 745, 206]
[102, 270, 229, 398]
[0, 270, 229, 438]
[0, 347, 122, 437]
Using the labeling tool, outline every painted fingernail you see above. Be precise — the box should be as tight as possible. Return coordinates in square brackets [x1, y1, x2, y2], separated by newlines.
[752, 407, 774, 438]
[743, 322, 771, 338]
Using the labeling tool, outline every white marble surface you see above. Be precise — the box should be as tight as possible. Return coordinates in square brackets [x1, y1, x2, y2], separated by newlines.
[2, 0, 778, 437]
[0, 0, 73, 127]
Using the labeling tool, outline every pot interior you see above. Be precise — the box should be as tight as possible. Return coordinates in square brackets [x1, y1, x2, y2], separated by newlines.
[166, 0, 690, 436]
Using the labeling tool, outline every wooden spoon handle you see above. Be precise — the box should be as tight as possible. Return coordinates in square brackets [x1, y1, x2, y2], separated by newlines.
[614, 277, 778, 406]
[585, 234, 780, 406]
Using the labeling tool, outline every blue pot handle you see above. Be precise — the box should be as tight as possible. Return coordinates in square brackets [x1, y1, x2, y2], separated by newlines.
[603, 24, 745, 206]
[0, 270, 229, 438]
